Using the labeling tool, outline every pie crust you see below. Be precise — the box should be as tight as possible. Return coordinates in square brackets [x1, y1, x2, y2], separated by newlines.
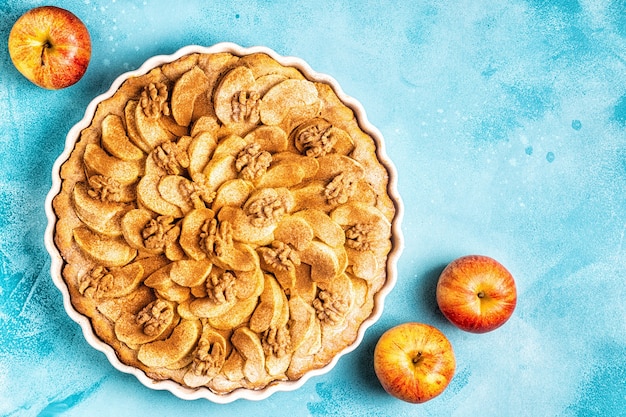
[46, 44, 402, 401]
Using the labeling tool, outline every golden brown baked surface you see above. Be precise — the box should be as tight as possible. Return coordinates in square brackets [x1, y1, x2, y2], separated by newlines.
[52, 51, 396, 394]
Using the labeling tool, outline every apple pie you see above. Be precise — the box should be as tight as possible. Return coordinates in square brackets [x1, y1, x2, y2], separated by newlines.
[50, 47, 399, 396]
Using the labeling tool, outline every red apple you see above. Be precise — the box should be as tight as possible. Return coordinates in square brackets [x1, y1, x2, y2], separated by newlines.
[8, 6, 91, 89]
[436, 255, 517, 333]
[373, 322, 456, 403]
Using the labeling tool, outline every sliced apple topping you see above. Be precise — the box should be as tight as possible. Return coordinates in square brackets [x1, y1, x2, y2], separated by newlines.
[115, 298, 178, 348]
[330, 202, 392, 254]
[257, 241, 299, 290]
[243, 125, 288, 153]
[273, 216, 314, 251]
[179, 208, 215, 260]
[73, 226, 137, 267]
[134, 85, 176, 149]
[184, 325, 228, 386]
[72, 182, 127, 237]
[189, 268, 238, 318]
[144, 264, 191, 303]
[136, 174, 184, 218]
[83, 143, 141, 185]
[259, 79, 319, 126]
[287, 296, 321, 356]
[170, 258, 213, 288]
[101, 114, 145, 161]
[212, 178, 254, 214]
[299, 240, 341, 284]
[214, 66, 259, 127]
[249, 273, 286, 333]
[293, 208, 345, 248]
[124, 100, 152, 153]
[313, 272, 354, 328]
[208, 295, 258, 330]
[77, 262, 144, 300]
[231, 326, 267, 384]
[218, 206, 275, 246]
[137, 319, 202, 368]
[187, 131, 218, 174]
[171, 66, 210, 127]
[190, 115, 220, 138]
[291, 117, 354, 157]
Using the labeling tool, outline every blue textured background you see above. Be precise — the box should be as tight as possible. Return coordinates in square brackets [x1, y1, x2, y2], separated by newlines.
[1, 0, 626, 416]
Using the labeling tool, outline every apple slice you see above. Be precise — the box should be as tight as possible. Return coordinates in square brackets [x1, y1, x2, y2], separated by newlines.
[273, 216, 314, 251]
[264, 299, 292, 376]
[293, 208, 345, 247]
[214, 66, 258, 126]
[189, 295, 236, 319]
[243, 125, 288, 153]
[83, 144, 140, 185]
[212, 178, 254, 213]
[212, 241, 258, 274]
[144, 264, 190, 303]
[170, 258, 213, 287]
[255, 161, 306, 189]
[231, 326, 267, 384]
[98, 262, 144, 299]
[101, 114, 144, 161]
[73, 226, 136, 267]
[179, 208, 215, 260]
[316, 272, 354, 329]
[124, 100, 152, 153]
[134, 97, 176, 149]
[287, 295, 321, 355]
[183, 326, 228, 387]
[299, 240, 340, 284]
[290, 180, 333, 213]
[291, 118, 354, 156]
[271, 152, 319, 179]
[212, 134, 249, 161]
[259, 79, 319, 126]
[202, 154, 238, 192]
[137, 319, 202, 368]
[136, 174, 184, 218]
[72, 182, 127, 237]
[190, 115, 220, 137]
[171, 66, 210, 127]
[292, 263, 317, 304]
[188, 131, 218, 174]
[120, 208, 164, 255]
[249, 273, 285, 333]
[254, 73, 288, 96]
[346, 247, 379, 281]
[160, 114, 189, 137]
[114, 298, 178, 348]
[208, 295, 259, 330]
[158, 175, 195, 213]
[257, 244, 298, 291]
[314, 153, 364, 181]
[217, 206, 275, 246]
[96, 284, 153, 323]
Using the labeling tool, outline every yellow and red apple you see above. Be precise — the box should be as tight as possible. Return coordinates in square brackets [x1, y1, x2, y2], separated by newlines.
[436, 255, 517, 333]
[373, 322, 456, 403]
[8, 6, 91, 89]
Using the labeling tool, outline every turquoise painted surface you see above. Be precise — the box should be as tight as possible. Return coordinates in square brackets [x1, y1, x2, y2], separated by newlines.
[1, 0, 625, 415]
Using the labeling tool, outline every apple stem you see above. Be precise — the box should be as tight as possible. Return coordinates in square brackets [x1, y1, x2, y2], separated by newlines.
[412, 351, 422, 364]
[41, 40, 51, 66]
[477, 291, 485, 298]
